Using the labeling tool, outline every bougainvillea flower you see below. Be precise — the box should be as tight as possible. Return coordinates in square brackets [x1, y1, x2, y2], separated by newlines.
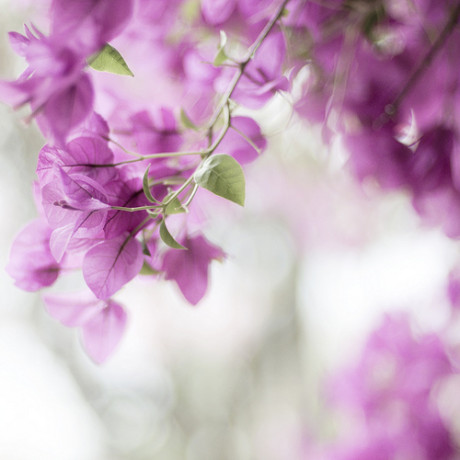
[201, 0, 236, 25]
[128, 107, 183, 155]
[44, 291, 127, 363]
[217, 116, 266, 164]
[6, 218, 60, 291]
[0, 26, 94, 145]
[161, 234, 225, 305]
[229, 31, 289, 108]
[83, 233, 144, 299]
[50, 0, 134, 55]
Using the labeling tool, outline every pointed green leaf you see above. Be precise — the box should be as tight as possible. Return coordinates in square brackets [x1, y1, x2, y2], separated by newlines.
[159, 220, 187, 250]
[214, 30, 228, 66]
[194, 154, 245, 206]
[142, 242, 152, 256]
[139, 261, 161, 275]
[164, 196, 186, 215]
[181, 0, 201, 21]
[218, 30, 227, 48]
[143, 165, 158, 204]
[89, 44, 134, 77]
[214, 48, 228, 67]
[180, 108, 199, 131]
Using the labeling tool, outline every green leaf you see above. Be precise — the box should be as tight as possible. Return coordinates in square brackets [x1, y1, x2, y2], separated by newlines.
[164, 196, 186, 215]
[214, 30, 228, 66]
[142, 242, 151, 256]
[194, 154, 245, 206]
[214, 47, 228, 66]
[181, 0, 200, 21]
[218, 30, 227, 48]
[180, 108, 199, 131]
[89, 44, 134, 77]
[281, 7, 289, 17]
[143, 165, 158, 204]
[159, 220, 187, 250]
[139, 261, 161, 275]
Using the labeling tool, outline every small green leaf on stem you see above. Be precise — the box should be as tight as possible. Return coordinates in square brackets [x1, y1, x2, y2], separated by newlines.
[89, 44, 134, 77]
[143, 165, 158, 204]
[139, 261, 161, 275]
[142, 241, 151, 256]
[159, 220, 187, 250]
[164, 196, 186, 215]
[180, 108, 199, 131]
[194, 154, 245, 206]
[214, 30, 228, 66]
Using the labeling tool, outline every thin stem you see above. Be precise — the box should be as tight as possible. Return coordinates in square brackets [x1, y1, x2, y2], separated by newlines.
[106, 2, 288, 215]
[230, 124, 262, 155]
[206, 0, 290, 130]
[205, 103, 231, 156]
[111, 204, 160, 213]
[162, 104, 232, 208]
[105, 135, 198, 159]
[183, 183, 199, 208]
[72, 150, 203, 169]
[129, 216, 153, 238]
[385, 3, 460, 117]
[161, 176, 195, 207]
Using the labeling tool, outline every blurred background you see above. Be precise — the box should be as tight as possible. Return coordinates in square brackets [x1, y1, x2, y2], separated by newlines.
[0, 2, 458, 459]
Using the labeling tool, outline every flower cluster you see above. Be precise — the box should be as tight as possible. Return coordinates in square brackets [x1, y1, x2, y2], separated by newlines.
[305, 314, 458, 460]
[5, 0, 460, 364]
[292, 0, 460, 237]
[2, 0, 290, 362]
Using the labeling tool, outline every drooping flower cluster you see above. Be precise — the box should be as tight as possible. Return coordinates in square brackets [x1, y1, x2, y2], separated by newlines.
[2, 0, 289, 362]
[4, 0, 460, 364]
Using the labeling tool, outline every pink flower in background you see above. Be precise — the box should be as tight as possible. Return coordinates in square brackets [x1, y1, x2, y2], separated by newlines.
[49, 0, 134, 54]
[0, 26, 93, 145]
[218, 116, 266, 165]
[323, 314, 456, 460]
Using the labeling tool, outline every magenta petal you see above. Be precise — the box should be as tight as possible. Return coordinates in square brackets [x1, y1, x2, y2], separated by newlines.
[83, 234, 143, 299]
[75, 112, 110, 139]
[67, 136, 113, 165]
[219, 116, 266, 164]
[8, 31, 30, 56]
[49, 223, 75, 262]
[43, 291, 105, 327]
[161, 235, 225, 305]
[36, 144, 65, 185]
[6, 218, 60, 291]
[41, 73, 94, 145]
[80, 299, 127, 364]
[201, 0, 235, 24]
[51, 0, 134, 52]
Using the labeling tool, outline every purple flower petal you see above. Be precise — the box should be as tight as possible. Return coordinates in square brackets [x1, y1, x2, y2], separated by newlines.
[44, 291, 105, 327]
[129, 108, 182, 155]
[218, 116, 266, 164]
[201, 0, 235, 25]
[6, 218, 60, 291]
[67, 135, 113, 165]
[161, 234, 224, 305]
[8, 31, 30, 56]
[50, 0, 134, 53]
[83, 234, 143, 299]
[41, 73, 94, 145]
[80, 299, 127, 364]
